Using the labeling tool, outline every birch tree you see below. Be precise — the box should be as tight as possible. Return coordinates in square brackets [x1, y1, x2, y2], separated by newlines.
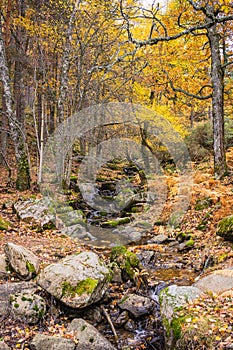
[0, 13, 30, 190]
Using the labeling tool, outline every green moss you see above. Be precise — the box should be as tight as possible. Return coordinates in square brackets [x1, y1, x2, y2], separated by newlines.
[217, 215, 233, 241]
[61, 278, 98, 297]
[14, 303, 19, 308]
[110, 245, 140, 282]
[195, 197, 213, 211]
[185, 239, 194, 248]
[0, 217, 10, 230]
[102, 217, 130, 227]
[26, 261, 36, 274]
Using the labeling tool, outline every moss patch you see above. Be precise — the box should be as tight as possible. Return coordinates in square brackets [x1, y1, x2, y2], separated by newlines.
[217, 215, 233, 241]
[110, 245, 141, 282]
[61, 278, 98, 297]
[0, 217, 10, 230]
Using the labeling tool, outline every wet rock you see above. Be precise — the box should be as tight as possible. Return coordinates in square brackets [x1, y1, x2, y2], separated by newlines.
[0, 341, 10, 350]
[114, 310, 129, 328]
[4, 243, 40, 280]
[36, 251, 111, 309]
[137, 250, 154, 265]
[118, 294, 155, 318]
[217, 215, 233, 241]
[194, 268, 233, 294]
[61, 224, 96, 241]
[68, 318, 117, 350]
[159, 284, 202, 349]
[13, 198, 56, 230]
[148, 234, 169, 244]
[30, 334, 76, 350]
[10, 292, 46, 324]
[0, 282, 37, 317]
[124, 318, 136, 332]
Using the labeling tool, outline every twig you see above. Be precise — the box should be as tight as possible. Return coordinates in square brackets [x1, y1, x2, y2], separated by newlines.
[101, 305, 118, 342]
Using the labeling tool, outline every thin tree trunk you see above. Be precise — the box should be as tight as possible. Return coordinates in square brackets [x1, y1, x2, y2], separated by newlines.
[0, 94, 8, 165]
[207, 24, 227, 178]
[0, 16, 30, 190]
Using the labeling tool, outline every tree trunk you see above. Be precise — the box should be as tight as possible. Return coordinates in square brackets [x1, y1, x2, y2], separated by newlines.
[207, 24, 227, 178]
[0, 16, 30, 190]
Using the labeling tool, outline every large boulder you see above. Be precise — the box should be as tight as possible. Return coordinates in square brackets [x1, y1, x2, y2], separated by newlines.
[217, 215, 233, 241]
[13, 198, 56, 230]
[4, 243, 40, 280]
[10, 292, 46, 324]
[36, 251, 111, 309]
[159, 284, 202, 349]
[194, 268, 233, 294]
[118, 294, 155, 318]
[67, 318, 117, 350]
[30, 334, 76, 350]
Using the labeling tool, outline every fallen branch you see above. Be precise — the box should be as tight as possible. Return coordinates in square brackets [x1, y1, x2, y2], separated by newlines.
[101, 305, 118, 343]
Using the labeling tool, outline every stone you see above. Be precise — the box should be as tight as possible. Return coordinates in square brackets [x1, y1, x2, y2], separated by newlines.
[217, 215, 233, 241]
[110, 245, 141, 282]
[159, 284, 202, 349]
[0, 254, 8, 277]
[13, 198, 56, 230]
[4, 243, 40, 280]
[30, 334, 75, 350]
[194, 269, 233, 294]
[0, 282, 37, 317]
[118, 294, 155, 318]
[36, 251, 111, 309]
[67, 318, 117, 350]
[114, 310, 129, 328]
[61, 224, 97, 241]
[10, 292, 46, 324]
[148, 234, 169, 244]
[0, 341, 11, 350]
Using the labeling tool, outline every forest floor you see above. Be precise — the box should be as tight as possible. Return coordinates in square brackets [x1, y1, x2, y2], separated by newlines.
[0, 149, 233, 349]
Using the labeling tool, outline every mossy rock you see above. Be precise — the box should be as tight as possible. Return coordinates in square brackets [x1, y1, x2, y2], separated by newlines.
[101, 217, 131, 227]
[0, 217, 10, 231]
[110, 245, 141, 282]
[217, 215, 233, 241]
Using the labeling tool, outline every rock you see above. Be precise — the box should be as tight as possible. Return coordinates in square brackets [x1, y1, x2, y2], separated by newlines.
[148, 234, 169, 244]
[85, 307, 102, 323]
[194, 269, 233, 294]
[36, 251, 111, 309]
[101, 217, 131, 227]
[136, 250, 154, 265]
[159, 285, 202, 349]
[13, 198, 56, 230]
[177, 239, 194, 252]
[0, 341, 10, 350]
[67, 318, 117, 350]
[0, 254, 8, 276]
[0, 216, 10, 231]
[61, 224, 97, 241]
[118, 294, 155, 318]
[124, 319, 136, 332]
[110, 245, 141, 282]
[10, 292, 46, 324]
[4, 243, 40, 280]
[0, 282, 37, 317]
[114, 310, 129, 328]
[217, 215, 233, 241]
[30, 334, 76, 350]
